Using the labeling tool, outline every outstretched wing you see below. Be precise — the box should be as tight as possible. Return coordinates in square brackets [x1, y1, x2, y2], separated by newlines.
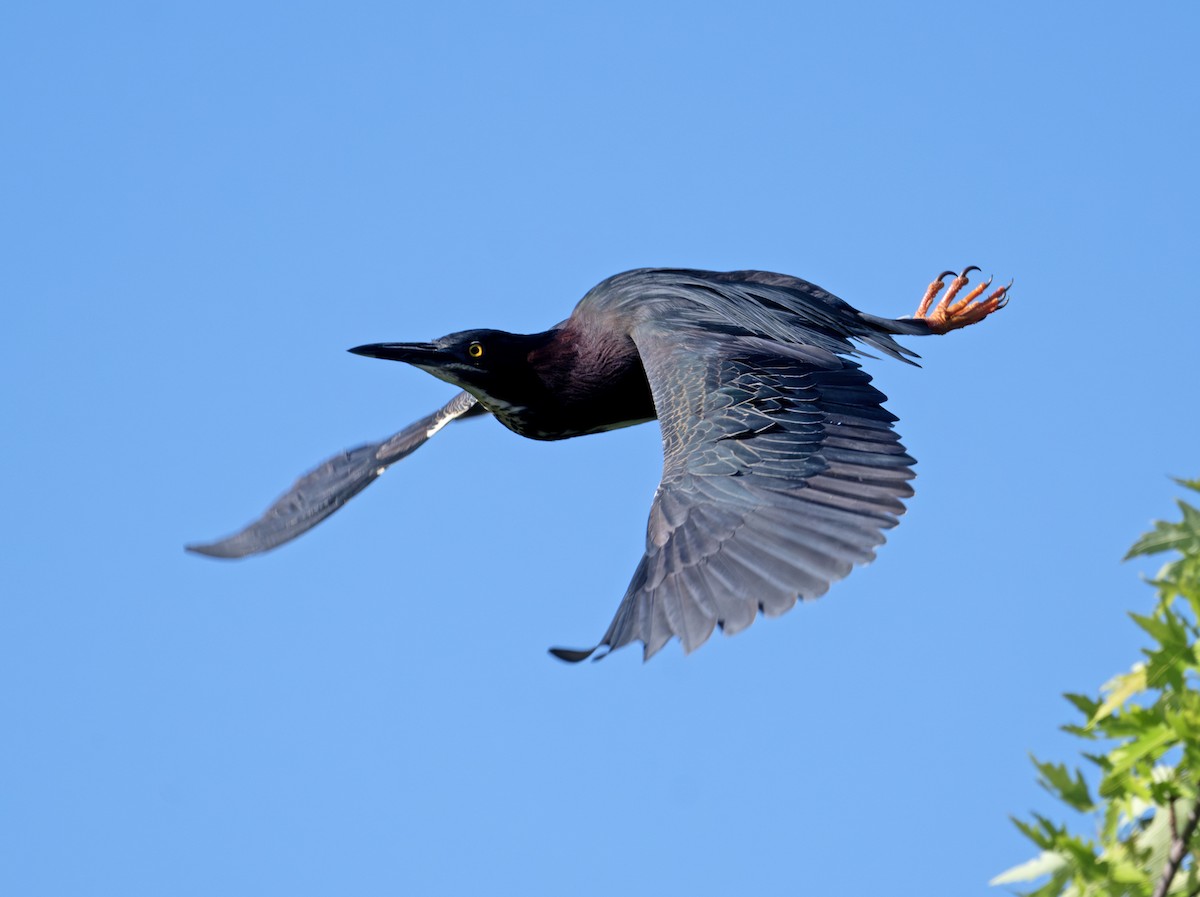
[187, 391, 482, 558]
[551, 326, 914, 662]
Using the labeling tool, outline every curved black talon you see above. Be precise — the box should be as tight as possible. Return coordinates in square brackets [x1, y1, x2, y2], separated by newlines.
[935, 270, 956, 282]
[996, 279, 1014, 308]
[958, 265, 981, 279]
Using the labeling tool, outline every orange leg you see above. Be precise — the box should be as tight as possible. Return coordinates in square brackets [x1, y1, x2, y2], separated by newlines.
[913, 266, 1011, 334]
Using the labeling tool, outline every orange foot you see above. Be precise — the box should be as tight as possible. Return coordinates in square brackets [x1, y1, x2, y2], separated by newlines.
[914, 266, 1011, 334]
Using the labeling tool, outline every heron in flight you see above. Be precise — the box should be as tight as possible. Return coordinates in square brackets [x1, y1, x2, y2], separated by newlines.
[188, 266, 1009, 661]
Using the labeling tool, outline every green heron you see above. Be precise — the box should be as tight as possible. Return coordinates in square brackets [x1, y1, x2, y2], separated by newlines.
[188, 266, 1009, 661]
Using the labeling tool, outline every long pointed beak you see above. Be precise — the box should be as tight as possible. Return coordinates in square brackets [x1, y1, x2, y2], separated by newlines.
[348, 342, 443, 364]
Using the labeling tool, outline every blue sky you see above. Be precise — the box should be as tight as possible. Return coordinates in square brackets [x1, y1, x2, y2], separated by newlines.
[3, 2, 1198, 894]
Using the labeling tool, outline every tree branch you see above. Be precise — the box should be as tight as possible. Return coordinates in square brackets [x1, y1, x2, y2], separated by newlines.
[1153, 800, 1200, 897]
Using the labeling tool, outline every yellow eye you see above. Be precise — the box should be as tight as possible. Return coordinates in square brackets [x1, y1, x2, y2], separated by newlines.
[468, 342, 484, 358]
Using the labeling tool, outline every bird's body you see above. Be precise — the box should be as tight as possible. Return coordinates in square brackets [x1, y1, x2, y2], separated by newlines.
[189, 266, 1008, 661]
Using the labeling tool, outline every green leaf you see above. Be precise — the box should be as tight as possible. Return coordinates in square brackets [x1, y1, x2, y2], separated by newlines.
[1130, 612, 1176, 648]
[1164, 691, 1200, 737]
[1105, 854, 1151, 887]
[989, 850, 1067, 886]
[1126, 521, 1191, 560]
[1101, 799, 1123, 842]
[1063, 692, 1100, 718]
[1134, 609, 1194, 691]
[1138, 798, 1194, 883]
[1012, 814, 1061, 850]
[1033, 757, 1095, 812]
[1125, 502, 1200, 561]
[1180, 498, 1200, 533]
[1100, 724, 1177, 797]
[1091, 664, 1148, 725]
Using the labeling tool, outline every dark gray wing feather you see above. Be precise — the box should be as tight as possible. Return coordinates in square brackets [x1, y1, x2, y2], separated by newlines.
[577, 267, 932, 364]
[550, 324, 915, 662]
[187, 391, 481, 559]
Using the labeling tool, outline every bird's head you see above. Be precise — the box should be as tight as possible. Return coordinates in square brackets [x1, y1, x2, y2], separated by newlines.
[349, 328, 559, 406]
